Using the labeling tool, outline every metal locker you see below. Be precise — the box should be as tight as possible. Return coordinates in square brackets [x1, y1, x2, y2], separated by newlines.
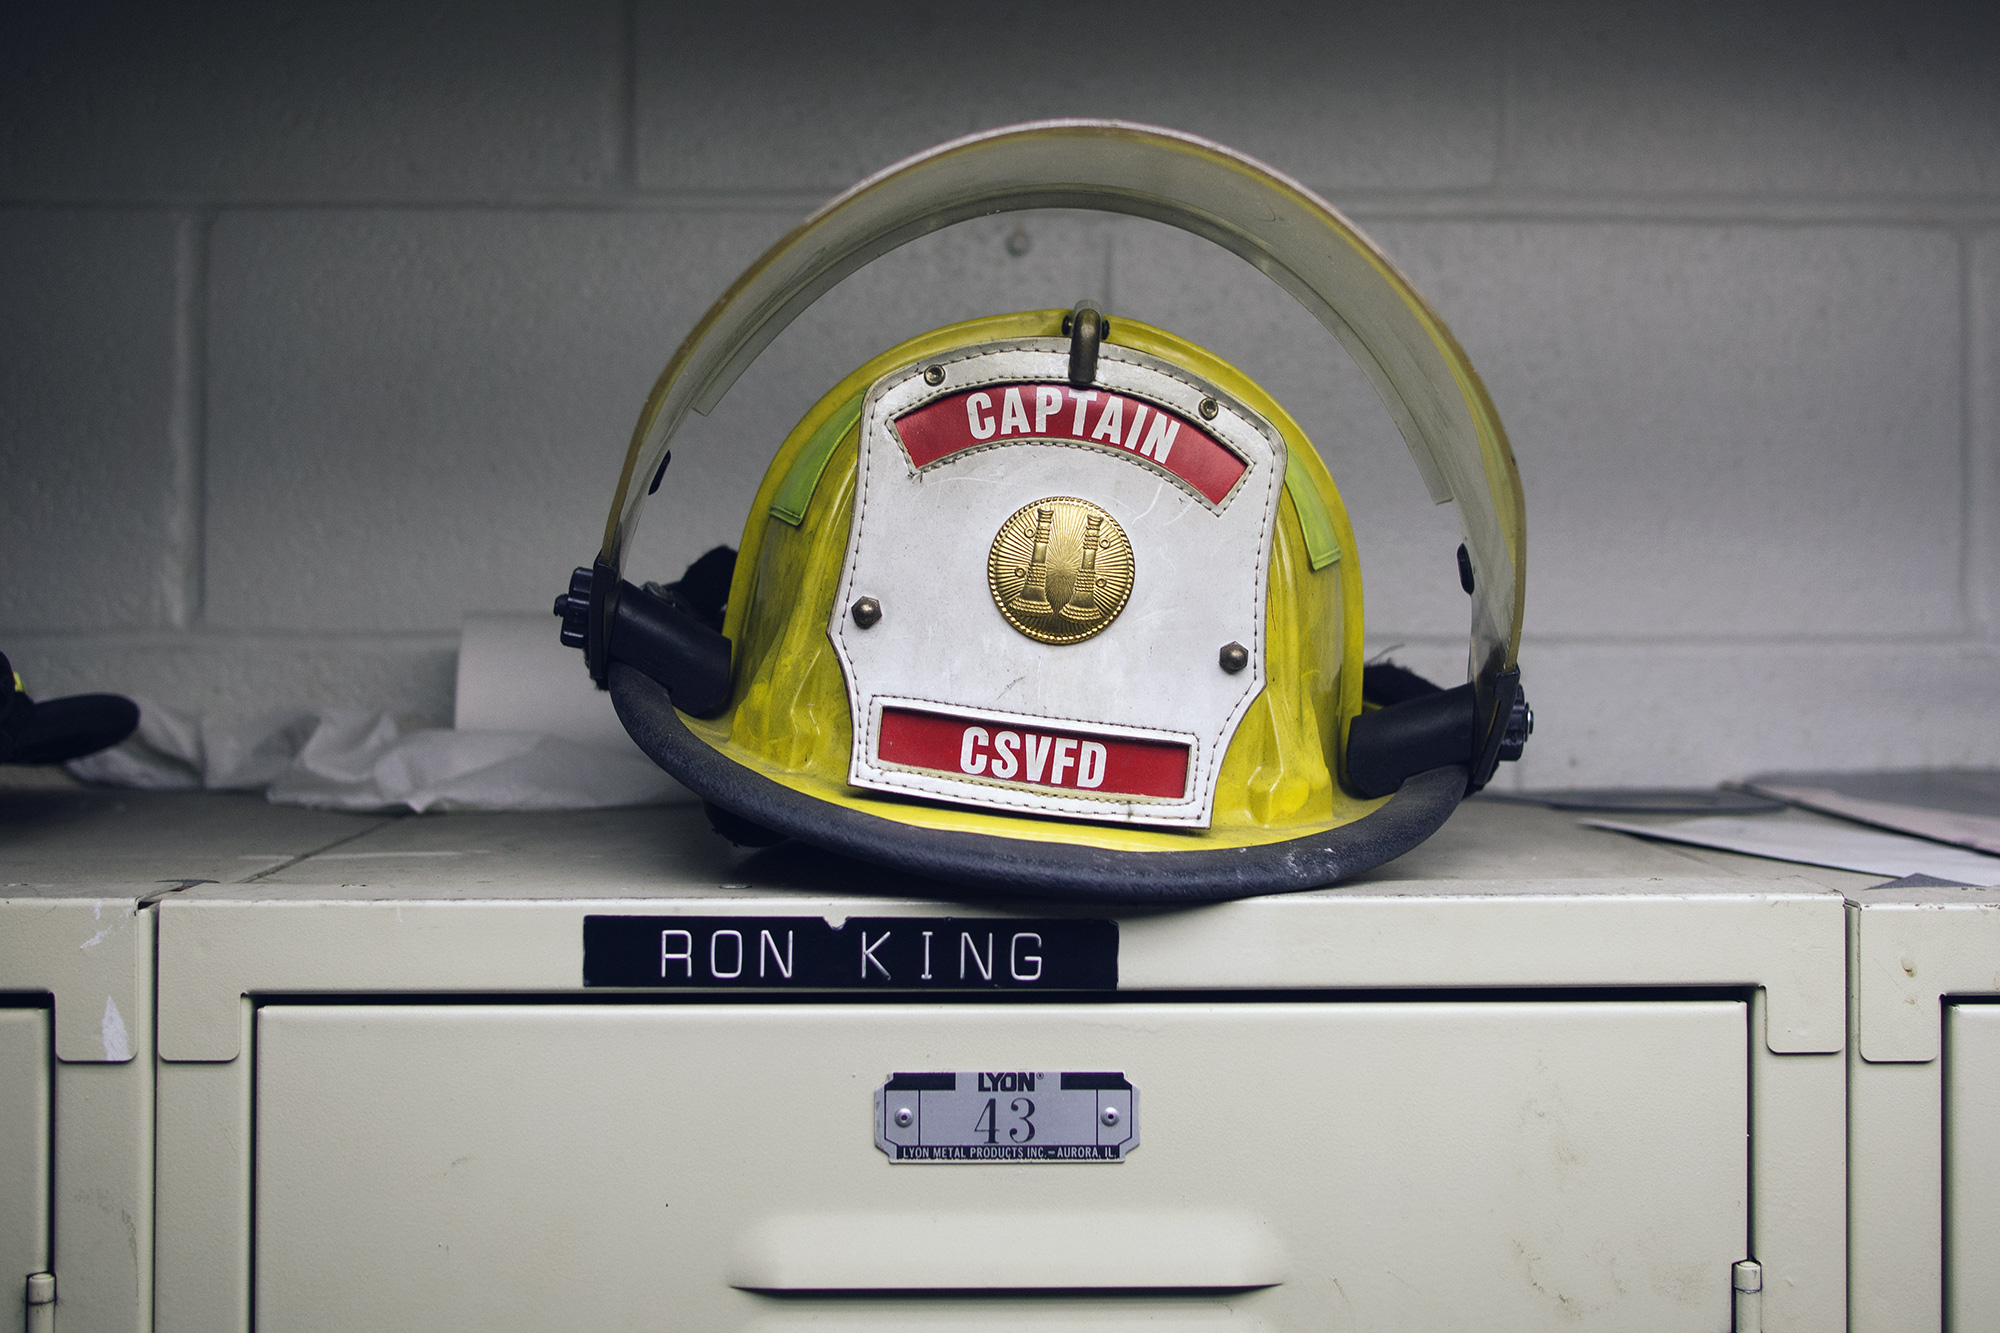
[253, 999, 1746, 1330]
[0, 883, 149, 1333]
[153, 799, 1853, 1331]
[3, 786, 388, 1333]
[1947, 1003, 2000, 1326]
[1849, 882, 2000, 1333]
[0, 1008, 50, 1333]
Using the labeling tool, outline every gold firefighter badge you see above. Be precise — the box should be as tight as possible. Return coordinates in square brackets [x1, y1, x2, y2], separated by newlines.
[987, 496, 1135, 645]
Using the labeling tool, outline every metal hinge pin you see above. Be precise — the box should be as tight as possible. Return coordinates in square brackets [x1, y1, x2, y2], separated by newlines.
[26, 1272, 55, 1333]
[1732, 1259, 1761, 1333]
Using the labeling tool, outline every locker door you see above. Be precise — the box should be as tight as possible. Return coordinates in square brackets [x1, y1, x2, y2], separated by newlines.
[0, 1008, 50, 1333]
[257, 1000, 1747, 1331]
[1947, 1003, 2000, 1326]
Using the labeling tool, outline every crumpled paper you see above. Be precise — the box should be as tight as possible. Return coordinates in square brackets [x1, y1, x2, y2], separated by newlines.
[66, 699, 690, 812]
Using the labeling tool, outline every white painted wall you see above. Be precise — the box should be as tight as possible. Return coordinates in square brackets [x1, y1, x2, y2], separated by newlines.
[3, 0, 1995, 788]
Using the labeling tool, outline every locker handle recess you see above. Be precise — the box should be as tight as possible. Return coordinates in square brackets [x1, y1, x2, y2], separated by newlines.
[729, 1212, 1286, 1292]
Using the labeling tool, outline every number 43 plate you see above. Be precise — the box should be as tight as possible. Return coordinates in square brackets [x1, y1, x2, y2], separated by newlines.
[875, 1071, 1138, 1162]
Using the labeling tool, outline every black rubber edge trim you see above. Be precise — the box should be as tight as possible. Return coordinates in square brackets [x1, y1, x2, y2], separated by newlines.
[611, 663, 1464, 904]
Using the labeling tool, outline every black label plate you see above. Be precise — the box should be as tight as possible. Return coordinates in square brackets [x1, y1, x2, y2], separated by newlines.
[583, 915, 1117, 990]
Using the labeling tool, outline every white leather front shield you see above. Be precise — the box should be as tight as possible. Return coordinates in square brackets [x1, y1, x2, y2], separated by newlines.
[829, 339, 1284, 828]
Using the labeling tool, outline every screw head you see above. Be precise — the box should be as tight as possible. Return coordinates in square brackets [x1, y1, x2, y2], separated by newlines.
[923, 364, 945, 386]
[894, 1107, 913, 1128]
[1198, 397, 1220, 420]
[1101, 1106, 1119, 1126]
[1219, 641, 1248, 673]
[851, 597, 882, 628]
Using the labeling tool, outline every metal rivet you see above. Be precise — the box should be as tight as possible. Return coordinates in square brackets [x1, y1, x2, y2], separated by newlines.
[894, 1107, 913, 1128]
[923, 365, 945, 386]
[851, 597, 882, 628]
[1101, 1107, 1119, 1126]
[1199, 397, 1220, 420]
[1219, 642, 1248, 673]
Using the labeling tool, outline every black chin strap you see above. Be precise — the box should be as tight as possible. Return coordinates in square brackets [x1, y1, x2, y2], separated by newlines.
[1346, 669, 1531, 798]
[554, 555, 733, 718]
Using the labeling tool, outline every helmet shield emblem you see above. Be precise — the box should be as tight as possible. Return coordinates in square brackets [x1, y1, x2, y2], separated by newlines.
[829, 338, 1286, 828]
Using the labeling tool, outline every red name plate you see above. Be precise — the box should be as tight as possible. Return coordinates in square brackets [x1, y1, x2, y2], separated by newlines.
[893, 383, 1247, 506]
[878, 706, 1190, 800]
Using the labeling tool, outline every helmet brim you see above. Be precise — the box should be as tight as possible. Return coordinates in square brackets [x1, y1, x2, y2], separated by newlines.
[613, 664, 1464, 904]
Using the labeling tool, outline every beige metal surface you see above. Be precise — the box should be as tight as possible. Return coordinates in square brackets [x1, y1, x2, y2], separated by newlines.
[0, 789, 1862, 1329]
[1845, 882, 2000, 1333]
[0, 894, 144, 1068]
[159, 801, 1852, 1057]
[1947, 1004, 2000, 1327]
[0, 788, 390, 890]
[1854, 883, 2000, 1063]
[257, 1000, 1745, 1331]
[148, 798, 1852, 1332]
[0, 1008, 50, 1333]
[0, 787, 390, 1061]
[0, 789, 380, 1333]
[0, 903, 155, 1333]
[186, 792, 1874, 895]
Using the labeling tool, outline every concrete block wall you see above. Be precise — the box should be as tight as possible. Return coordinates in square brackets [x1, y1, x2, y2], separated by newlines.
[3, 0, 1995, 788]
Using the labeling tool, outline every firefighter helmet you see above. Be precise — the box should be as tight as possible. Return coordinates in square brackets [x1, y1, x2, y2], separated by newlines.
[557, 121, 1528, 902]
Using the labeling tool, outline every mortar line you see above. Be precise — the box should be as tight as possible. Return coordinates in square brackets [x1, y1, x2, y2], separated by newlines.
[1490, 0, 1519, 193]
[1369, 630, 2000, 649]
[163, 210, 208, 630]
[614, 0, 638, 190]
[1961, 232, 1977, 635]
[191, 211, 211, 628]
[1972, 233, 1998, 641]
[7, 193, 2000, 226]
[0, 628, 464, 646]
[6, 620, 1991, 654]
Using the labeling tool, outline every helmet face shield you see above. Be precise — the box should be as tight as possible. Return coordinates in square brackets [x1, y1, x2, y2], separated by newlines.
[562, 123, 1528, 902]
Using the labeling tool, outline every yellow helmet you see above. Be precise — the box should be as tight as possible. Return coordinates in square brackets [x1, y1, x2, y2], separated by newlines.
[556, 122, 1529, 902]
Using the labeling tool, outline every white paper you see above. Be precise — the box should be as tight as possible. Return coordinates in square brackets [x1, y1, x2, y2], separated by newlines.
[454, 612, 642, 753]
[1584, 815, 2000, 887]
[1749, 782, 2000, 857]
[264, 713, 686, 813]
[65, 613, 695, 811]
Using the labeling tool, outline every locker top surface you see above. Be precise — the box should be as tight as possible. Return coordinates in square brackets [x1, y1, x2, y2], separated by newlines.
[132, 795, 1877, 1060]
[1, 786, 390, 897]
[150, 792, 1877, 901]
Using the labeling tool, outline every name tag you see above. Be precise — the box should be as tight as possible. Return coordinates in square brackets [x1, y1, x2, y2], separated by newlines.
[582, 915, 1117, 989]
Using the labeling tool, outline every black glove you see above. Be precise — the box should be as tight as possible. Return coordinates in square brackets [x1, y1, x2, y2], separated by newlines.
[0, 652, 140, 765]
